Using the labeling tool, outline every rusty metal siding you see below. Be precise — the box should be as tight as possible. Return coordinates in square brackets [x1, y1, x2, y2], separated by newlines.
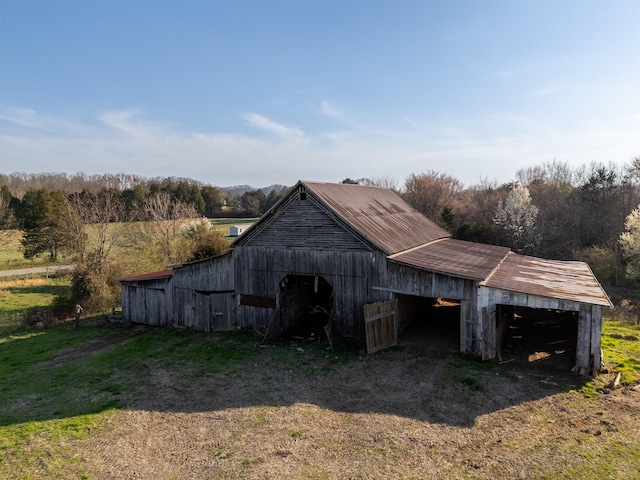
[481, 252, 612, 307]
[304, 182, 450, 254]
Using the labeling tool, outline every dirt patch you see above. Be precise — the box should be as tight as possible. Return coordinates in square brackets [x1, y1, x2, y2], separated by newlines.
[37, 326, 151, 370]
[71, 335, 640, 480]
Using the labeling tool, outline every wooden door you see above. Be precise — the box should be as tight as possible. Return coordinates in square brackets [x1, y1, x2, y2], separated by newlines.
[364, 299, 398, 354]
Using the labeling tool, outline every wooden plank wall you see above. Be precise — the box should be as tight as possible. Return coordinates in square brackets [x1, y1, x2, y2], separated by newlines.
[121, 279, 172, 326]
[385, 262, 467, 299]
[239, 194, 370, 251]
[234, 246, 388, 338]
[172, 253, 236, 330]
[576, 303, 603, 374]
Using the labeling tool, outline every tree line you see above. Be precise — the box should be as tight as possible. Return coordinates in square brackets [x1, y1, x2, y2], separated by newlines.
[0, 172, 289, 218]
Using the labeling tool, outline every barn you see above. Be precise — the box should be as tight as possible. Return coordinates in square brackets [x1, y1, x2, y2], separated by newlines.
[120, 180, 611, 374]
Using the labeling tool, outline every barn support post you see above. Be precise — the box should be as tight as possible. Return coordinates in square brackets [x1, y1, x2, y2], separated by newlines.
[460, 280, 479, 355]
[590, 305, 603, 374]
[481, 304, 497, 360]
[575, 303, 603, 375]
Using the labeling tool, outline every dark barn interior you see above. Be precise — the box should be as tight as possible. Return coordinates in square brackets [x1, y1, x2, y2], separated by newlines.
[396, 294, 461, 354]
[499, 307, 579, 371]
[279, 274, 333, 340]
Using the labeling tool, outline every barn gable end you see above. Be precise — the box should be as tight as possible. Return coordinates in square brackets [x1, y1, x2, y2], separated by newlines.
[235, 185, 374, 252]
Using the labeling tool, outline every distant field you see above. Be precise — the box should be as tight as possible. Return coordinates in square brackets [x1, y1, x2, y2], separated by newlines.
[0, 230, 57, 271]
[0, 276, 71, 330]
[0, 218, 257, 271]
[210, 217, 257, 236]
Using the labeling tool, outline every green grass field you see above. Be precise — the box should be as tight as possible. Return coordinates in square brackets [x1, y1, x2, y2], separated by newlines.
[0, 230, 58, 271]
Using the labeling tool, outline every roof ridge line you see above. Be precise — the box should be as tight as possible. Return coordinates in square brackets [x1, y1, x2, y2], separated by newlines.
[479, 249, 513, 285]
[388, 237, 449, 258]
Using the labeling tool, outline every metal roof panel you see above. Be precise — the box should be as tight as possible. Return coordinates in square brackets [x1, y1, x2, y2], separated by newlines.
[481, 252, 612, 307]
[389, 238, 510, 280]
[120, 269, 174, 283]
[304, 181, 450, 254]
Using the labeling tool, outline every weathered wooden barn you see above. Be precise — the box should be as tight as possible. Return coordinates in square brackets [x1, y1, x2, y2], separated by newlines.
[121, 181, 612, 374]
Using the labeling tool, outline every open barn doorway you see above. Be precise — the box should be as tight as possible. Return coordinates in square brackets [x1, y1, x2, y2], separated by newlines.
[395, 294, 461, 355]
[278, 274, 333, 340]
[498, 306, 579, 371]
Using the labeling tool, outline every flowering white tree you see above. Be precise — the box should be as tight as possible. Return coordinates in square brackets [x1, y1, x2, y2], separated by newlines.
[619, 204, 640, 280]
[493, 184, 540, 254]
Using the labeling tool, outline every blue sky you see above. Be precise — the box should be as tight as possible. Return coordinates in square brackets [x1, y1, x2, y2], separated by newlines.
[1, 0, 639, 188]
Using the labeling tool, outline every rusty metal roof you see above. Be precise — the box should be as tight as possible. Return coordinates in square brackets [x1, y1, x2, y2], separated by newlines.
[119, 269, 173, 283]
[481, 252, 612, 307]
[304, 181, 450, 254]
[389, 238, 511, 280]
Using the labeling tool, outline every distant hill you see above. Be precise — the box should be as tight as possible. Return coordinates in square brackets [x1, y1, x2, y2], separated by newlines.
[222, 184, 287, 195]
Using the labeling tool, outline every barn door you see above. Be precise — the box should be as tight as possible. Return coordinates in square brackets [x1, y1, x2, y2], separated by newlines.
[209, 293, 235, 331]
[364, 299, 398, 354]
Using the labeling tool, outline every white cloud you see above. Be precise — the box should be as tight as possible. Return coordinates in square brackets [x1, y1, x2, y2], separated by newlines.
[242, 113, 305, 140]
[320, 100, 342, 118]
[1, 105, 640, 188]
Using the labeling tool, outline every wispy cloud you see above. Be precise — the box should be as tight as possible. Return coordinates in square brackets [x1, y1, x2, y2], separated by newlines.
[0, 107, 94, 136]
[528, 83, 568, 97]
[0, 107, 44, 129]
[242, 113, 304, 140]
[320, 100, 342, 118]
[2, 105, 640, 188]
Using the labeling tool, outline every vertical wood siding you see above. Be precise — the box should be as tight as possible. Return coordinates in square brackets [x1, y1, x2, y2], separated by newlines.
[234, 246, 387, 338]
[172, 253, 236, 330]
[120, 279, 172, 326]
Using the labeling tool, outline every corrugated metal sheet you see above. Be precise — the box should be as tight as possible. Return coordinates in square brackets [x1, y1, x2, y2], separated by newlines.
[304, 181, 450, 254]
[120, 269, 173, 283]
[389, 238, 510, 280]
[481, 252, 612, 307]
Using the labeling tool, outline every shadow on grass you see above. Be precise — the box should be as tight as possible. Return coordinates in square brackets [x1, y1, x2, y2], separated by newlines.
[0, 322, 590, 430]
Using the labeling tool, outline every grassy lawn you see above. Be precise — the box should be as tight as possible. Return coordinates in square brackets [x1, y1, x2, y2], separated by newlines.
[0, 282, 639, 479]
[601, 319, 640, 384]
[0, 230, 61, 271]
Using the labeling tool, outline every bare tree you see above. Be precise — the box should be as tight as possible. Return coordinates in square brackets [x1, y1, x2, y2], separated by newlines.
[135, 191, 199, 265]
[356, 176, 399, 191]
[69, 189, 131, 272]
[403, 172, 463, 220]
